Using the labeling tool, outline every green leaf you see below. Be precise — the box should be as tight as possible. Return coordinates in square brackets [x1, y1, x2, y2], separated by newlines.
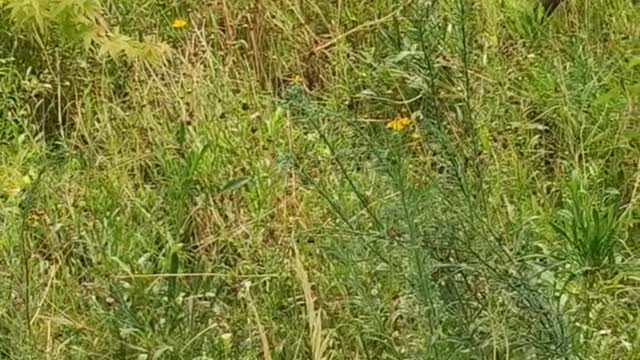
[98, 33, 133, 58]
[6, 0, 49, 33]
[219, 176, 251, 194]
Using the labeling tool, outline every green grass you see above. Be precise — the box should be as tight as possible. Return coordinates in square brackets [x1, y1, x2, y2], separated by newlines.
[1, 0, 640, 358]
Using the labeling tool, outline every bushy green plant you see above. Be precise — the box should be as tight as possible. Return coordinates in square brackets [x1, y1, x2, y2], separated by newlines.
[2, 0, 168, 60]
[1, 0, 169, 145]
[552, 174, 623, 275]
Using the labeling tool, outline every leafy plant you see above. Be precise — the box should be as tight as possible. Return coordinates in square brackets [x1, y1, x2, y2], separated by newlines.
[552, 174, 623, 275]
[3, 0, 168, 61]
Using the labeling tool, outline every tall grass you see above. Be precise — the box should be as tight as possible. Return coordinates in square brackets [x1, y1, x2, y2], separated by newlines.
[1, 0, 639, 358]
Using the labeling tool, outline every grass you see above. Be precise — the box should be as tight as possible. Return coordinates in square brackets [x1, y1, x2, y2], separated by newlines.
[1, 0, 640, 358]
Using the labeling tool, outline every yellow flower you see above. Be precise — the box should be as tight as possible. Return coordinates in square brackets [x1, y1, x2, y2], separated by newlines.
[410, 132, 422, 140]
[172, 19, 188, 29]
[386, 116, 413, 131]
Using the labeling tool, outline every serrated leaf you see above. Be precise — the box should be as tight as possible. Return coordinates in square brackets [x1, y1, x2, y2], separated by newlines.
[99, 33, 133, 58]
[7, 0, 49, 32]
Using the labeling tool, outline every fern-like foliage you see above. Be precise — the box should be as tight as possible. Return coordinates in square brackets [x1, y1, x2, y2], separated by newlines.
[2, 0, 168, 62]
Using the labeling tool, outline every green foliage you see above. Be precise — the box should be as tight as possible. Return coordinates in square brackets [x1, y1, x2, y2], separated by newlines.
[6, 0, 99, 33]
[553, 174, 623, 273]
[2, 0, 167, 61]
[1, 0, 639, 358]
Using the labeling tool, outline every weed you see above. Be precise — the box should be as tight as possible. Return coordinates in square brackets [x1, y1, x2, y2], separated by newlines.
[1, 0, 639, 358]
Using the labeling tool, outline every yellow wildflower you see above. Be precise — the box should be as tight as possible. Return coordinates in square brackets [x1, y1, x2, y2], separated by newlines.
[386, 116, 413, 131]
[172, 19, 188, 30]
[410, 132, 422, 140]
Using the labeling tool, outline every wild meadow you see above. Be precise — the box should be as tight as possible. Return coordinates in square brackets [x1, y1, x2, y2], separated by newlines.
[1, 0, 639, 358]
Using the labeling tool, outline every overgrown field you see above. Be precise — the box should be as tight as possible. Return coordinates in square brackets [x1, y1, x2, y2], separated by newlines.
[1, 0, 639, 358]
